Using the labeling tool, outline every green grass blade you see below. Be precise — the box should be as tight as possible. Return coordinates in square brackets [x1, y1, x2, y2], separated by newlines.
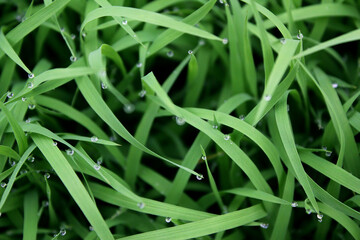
[32, 134, 114, 240]
[23, 190, 39, 240]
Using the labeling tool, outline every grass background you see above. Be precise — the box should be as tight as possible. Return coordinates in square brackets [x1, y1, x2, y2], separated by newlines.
[0, 0, 360, 239]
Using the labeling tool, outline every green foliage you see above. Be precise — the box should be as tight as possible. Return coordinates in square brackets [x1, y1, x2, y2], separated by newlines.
[0, 0, 359, 239]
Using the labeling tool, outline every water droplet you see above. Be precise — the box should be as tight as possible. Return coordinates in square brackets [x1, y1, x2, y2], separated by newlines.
[317, 213, 323, 222]
[264, 95, 272, 101]
[137, 202, 145, 209]
[22, 97, 27, 101]
[260, 223, 269, 229]
[224, 134, 230, 141]
[322, 146, 327, 151]
[20, 169, 27, 175]
[0, 182, 7, 188]
[325, 151, 332, 157]
[66, 149, 74, 156]
[123, 103, 135, 114]
[297, 31, 303, 40]
[98, 70, 106, 78]
[28, 156, 35, 162]
[198, 39, 205, 46]
[60, 27, 65, 32]
[42, 201, 49, 207]
[53, 141, 58, 146]
[138, 89, 146, 98]
[306, 209, 312, 214]
[28, 104, 36, 110]
[239, 115, 245, 120]
[28, 73, 34, 79]
[10, 161, 16, 166]
[94, 164, 101, 171]
[122, 19, 128, 25]
[27, 82, 34, 88]
[222, 206, 228, 214]
[219, 0, 224, 4]
[222, 38, 228, 44]
[165, 217, 172, 223]
[44, 173, 50, 179]
[280, 38, 286, 44]
[212, 125, 218, 129]
[71, 34, 76, 40]
[25, 118, 31, 123]
[188, 50, 193, 55]
[101, 82, 107, 89]
[91, 136, 98, 142]
[97, 159, 103, 165]
[201, 155, 207, 161]
[82, 32, 87, 37]
[133, 34, 137, 38]
[196, 174, 204, 180]
[136, 62, 143, 68]
[60, 229, 66, 236]
[291, 202, 298, 207]
[7, 92, 14, 98]
[167, 50, 174, 58]
[89, 226, 94, 231]
[70, 56, 77, 62]
[332, 83, 338, 88]
[175, 116, 185, 126]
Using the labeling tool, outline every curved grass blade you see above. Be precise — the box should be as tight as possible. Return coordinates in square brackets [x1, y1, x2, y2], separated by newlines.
[32, 134, 114, 240]
[274, 93, 319, 214]
[81, 7, 222, 42]
[0, 145, 20, 161]
[0, 102, 28, 155]
[116, 205, 266, 240]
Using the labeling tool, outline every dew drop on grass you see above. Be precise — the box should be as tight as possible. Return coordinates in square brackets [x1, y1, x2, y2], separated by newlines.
[10, 160, 16, 166]
[28, 156, 35, 162]
[198, 39, 205, 46]
[28, 104, 36, 110]
[165, 217, 172, 223]
[28, 73, 35, 79]
[22, 97, 27, 101]
[317, 213, 323, 222]
[71, 34, 76, 40]
[291, 202, 298, 207]
[167, 50, 174, 58]
[0, 182, 7, 188]
[53, 141, 58, 146]
[332, 83, 338, 88]
[94, 164, 101, 171]
[219, 0, 224, 3]
[239, 115, 245, 120]
[82, 32, 87, 38]
[196, 174, 204, 180]
[212, 125, 218, 129]
[136, 62, 143, 68]
[70, 56, 77, 62]
[260, 223, 269, 229]
[66, 149, 74, 156]
[137, 202, 145, 209]
[201, 155, 207, 161]
[60, 27, 65, 33]
[175, 116, 185, 126]
[188, 50, 193, 55]
[7, 92, 14, 98]
[25, 118, 31, 123]
[123, 103, 135, 114]
[280, 38, 286, 44]
[224, 134, 230, 141]
[122, 19, 128, 25]
[41, 201, 48, 208]
[264, 95, 272, 101]
[27, 82, 34, 88]
[97, 159, 103, 165]
[91, 136, 98, 142]
[325, 151, 332, 157]
[89, 226, 94, 231]
[101, 82, 108, 89]
[297, 31, 303, 40]
[60, 229, 66, 236]
[222, 38, 228, 44]
[306, 209, 312, 214]
[44, 173, 50, 179]
[138, 89, 146, 98]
